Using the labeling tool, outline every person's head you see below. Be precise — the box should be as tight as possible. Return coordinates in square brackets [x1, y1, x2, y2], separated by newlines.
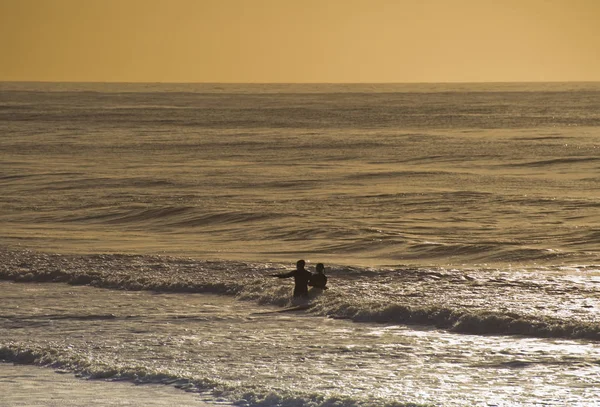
[316, 263, 324, 273]
[296, 259, 306, 269]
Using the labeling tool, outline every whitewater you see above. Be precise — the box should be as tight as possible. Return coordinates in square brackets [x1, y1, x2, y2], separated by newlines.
[1, 82, 599, 406]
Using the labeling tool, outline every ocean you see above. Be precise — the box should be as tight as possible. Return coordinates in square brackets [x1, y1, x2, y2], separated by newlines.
[0, 81, 599, 406]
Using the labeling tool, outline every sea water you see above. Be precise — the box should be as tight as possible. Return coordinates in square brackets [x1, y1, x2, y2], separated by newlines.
[1, 82, 599, 406]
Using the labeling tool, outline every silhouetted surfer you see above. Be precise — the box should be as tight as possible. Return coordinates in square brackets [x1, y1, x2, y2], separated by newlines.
[309, 263, 328, 290]
[272, 259, 311, 298]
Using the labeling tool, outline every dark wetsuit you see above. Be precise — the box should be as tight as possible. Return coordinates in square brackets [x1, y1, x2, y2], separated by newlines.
[309, 273, 328, 289]
[274, 268, 311, 297]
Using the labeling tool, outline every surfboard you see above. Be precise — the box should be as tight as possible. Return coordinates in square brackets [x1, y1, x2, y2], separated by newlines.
[277, 304, 311, 312]
[251, 304, 311, 315]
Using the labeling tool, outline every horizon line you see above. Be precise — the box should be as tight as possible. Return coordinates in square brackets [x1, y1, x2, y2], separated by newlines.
[2, 80, 600, 85]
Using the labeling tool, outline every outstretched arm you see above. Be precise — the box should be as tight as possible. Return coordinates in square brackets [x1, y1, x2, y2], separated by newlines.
[271, 271, 294, 278]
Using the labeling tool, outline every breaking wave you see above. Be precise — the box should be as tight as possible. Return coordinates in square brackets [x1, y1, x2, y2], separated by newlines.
[1, 247, 599, 342]
[0, 345, 427, 407]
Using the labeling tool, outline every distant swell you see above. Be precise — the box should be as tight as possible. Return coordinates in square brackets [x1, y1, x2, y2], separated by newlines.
[405, 242, 570, 263]
[507, 156, 600, 168]
[64, 206, 284, 228]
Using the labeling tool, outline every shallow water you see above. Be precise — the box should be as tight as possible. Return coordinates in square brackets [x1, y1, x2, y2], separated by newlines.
[0, 363, 220, 407]
[2, 281, 599, 406]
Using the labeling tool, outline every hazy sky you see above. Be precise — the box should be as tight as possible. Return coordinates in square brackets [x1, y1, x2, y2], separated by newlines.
[1, 0, 599, 83]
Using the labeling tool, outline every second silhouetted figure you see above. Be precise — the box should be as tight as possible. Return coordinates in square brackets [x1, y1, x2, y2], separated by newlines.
[309, 263, 328, 290]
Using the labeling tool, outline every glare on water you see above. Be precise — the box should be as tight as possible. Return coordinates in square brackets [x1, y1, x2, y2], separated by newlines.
[2, 281, 599, 406]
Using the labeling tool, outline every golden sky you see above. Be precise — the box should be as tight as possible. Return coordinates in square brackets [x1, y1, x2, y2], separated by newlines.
[1, 0, 599, 83]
